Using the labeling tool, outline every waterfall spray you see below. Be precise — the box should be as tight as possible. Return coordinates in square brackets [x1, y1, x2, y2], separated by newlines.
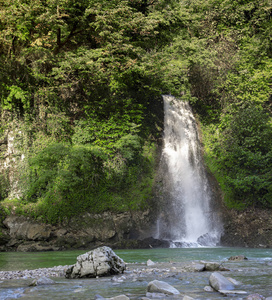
[157, 95, 222, 247]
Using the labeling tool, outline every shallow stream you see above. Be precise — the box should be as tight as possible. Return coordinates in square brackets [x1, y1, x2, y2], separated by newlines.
[1, 247, 272, 299]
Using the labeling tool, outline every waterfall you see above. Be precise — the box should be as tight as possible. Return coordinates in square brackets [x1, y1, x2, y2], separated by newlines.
[157, 95, 222, 247]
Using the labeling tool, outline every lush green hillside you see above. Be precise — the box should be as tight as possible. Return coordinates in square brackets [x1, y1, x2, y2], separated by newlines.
[0, 0, 271, 223]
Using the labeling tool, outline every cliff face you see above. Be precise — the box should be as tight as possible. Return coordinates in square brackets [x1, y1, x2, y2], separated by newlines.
[0, 210, 170, 252]
[2, 206, 272, 251]
[207, 169, 272, 249]
[220, 208, 272, 248]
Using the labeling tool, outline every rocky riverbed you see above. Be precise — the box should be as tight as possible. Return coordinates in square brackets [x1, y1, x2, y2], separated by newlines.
[1, 258, 272, 299]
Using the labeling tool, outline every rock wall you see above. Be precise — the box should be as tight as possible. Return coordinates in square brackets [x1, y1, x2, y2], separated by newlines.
[0, 210, 170, 252]
[220, 208, 272, 248]
[1, 199, 272, 251]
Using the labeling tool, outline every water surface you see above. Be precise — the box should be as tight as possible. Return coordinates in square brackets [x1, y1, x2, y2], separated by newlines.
[1, 247, 271, 271]
[1, 247, 272, 299]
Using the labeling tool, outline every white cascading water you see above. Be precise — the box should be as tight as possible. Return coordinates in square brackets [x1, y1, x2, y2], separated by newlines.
[157, 95, 222, 247]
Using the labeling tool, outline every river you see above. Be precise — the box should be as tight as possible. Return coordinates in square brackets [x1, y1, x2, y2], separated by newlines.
[1, 247, 272, 299]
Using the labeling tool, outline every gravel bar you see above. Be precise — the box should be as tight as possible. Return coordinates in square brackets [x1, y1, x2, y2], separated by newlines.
[0, 265, 72, 280]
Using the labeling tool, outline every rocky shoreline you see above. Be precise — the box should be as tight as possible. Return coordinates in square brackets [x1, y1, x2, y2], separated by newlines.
[0, 265, 71, 280]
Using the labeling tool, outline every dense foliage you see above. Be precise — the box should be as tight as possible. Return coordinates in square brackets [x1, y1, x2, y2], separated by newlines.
[0, 0, 271, 222]
[188, 0, 272, 209]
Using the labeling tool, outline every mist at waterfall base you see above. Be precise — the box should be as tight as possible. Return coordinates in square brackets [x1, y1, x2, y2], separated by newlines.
[156, 95, 222, 248]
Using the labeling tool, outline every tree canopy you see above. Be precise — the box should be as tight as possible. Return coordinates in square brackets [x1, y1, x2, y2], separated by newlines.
[0, 0, 272, 222]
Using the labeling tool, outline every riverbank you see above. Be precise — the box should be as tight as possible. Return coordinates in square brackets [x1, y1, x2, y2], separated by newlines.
[1, 206, 272, 252]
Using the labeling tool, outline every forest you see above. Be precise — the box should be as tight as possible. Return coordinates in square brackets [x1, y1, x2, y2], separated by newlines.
[0, 0, 271, 224]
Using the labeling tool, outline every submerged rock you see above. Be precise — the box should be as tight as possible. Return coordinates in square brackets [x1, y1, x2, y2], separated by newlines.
[228, 255, 248, 261]
[200, 261, 229, 271]
[29, 276, 55, 286]
[185, 262, 205, 272]
[219, 290, 247, 296]
[147, 280, 180, 295]
[209, 272, 235, 291]
[226, 277, 242, 285]
[203, 261, 222, 271]
[107, 295, 130, 300]
[204, 286, 214, 292]
[245, 294, 266, 300]
[65, 246, 126, 279]
[183, 296, 195, 300]
[146, 292, 167, 298]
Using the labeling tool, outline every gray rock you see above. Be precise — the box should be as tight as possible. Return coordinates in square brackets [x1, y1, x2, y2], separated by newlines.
[245, 294, 266, 300]
[147, 259, 155, 266]
[204, 286, 214, 292]
[185, 263, 205, 272]
[73, 287, 88, 293]
[111, 275, 126, 283]
[183, 296, 195, 300]
[192, 263, 205, 272]
[107, 295, 130, 300]
[201, 261, 222, 271]
[219, 290, 247, 295]
[146, 292, 166, 298]
[228, 255, 248, 261]
[226, 277, 242, 285]
[29, 276, 55, 286]
[147, 280, 180, 295]
[209, 272, 235, 291]
[66, 246, 126, 279]
[4, 215, 52, 241]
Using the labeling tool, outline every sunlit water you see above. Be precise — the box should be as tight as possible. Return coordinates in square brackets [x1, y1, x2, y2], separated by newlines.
[1, 247, 272, 299]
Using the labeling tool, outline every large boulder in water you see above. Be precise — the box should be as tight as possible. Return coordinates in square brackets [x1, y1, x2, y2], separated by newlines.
[65, 246, 126, 279]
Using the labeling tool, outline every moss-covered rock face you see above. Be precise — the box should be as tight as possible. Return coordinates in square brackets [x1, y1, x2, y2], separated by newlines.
[220, 208, 272, 248]
[0, 210, 160, 251]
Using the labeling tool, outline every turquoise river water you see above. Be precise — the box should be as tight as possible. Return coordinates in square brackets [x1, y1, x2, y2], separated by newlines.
[0, 247, 272, 299]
